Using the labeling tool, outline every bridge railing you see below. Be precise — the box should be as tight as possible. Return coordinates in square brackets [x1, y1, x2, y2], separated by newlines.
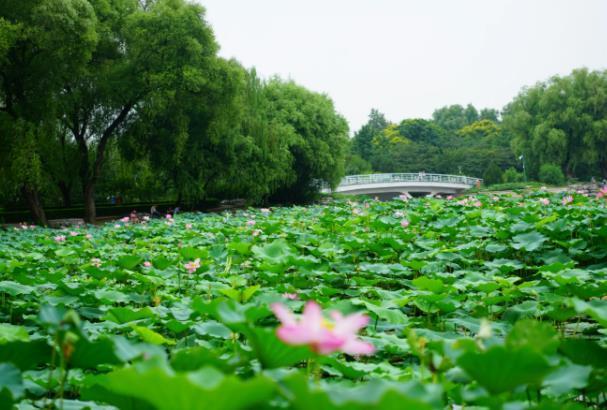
[338, 173, 482, 188]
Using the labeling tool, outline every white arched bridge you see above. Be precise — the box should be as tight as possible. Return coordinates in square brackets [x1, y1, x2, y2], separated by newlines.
[322, 173, 482, 198]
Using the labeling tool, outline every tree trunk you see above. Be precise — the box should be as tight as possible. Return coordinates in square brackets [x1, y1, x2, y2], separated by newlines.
[83, 182, 96, 224]
[21, 185, 48, 226]
[58, 181, 72, 207]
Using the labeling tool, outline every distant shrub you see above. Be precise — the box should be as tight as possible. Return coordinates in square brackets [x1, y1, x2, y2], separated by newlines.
[483, 163, 503, 186]
[502, 167, 524, 183]
[539, 163, 565, 185]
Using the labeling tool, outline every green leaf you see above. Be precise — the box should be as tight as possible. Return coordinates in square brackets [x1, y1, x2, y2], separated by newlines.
[242, 285, 260, 302]
[0, 324, 29, 344]
[506, 320, 559, 355]
[94, 289, 129, 304]
[353, 300, 408, 325]
[244, 327, 312, 369]
[572, 298, 607, 327]
[179, 247, 208, 260]
[0, 363, 23, 408]
[105, 307, 155, 324]
[0, 339, 51, 370]
[193, 321, 232, 339]
[457, 345, 552, 394]
[542, 362, 592, 396]
[251, 239, 294, 265]
[411, 276, 445, 293]
[511, 231, 547, 252]
[0, 281, 33, 296]
[281, 372, 442, 409]
[116, 255, 144, 270]
[132, 326, 175, 346]
[82, 360, 275, 410]
[170, 347, 235, 373]
[152, 256, 174, 270]
[558, 338, 607, 368]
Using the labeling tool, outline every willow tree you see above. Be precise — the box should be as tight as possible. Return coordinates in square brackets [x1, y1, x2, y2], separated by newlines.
[60, 0, 218, 222]
[503, 68, 607, 179]
[0, 0, 97, 224]
[264, 79, 349, 203]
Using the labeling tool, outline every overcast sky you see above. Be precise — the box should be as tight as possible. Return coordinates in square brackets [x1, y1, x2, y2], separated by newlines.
[197, 0, 607, 133]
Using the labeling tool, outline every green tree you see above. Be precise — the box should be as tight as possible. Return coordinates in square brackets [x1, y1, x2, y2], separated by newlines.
[398, 119, 443, 146]
[483, 163, 503, 185]
[432, 104, 479, 131]
[58, 0, 219, 222]
[502, 167, 523, 183]
[351, 109, 388, 161]
[0, 0, 97, 224]
[265, 79, 349, 203]
[538, 163, 565, 185]
[503, 68, 607, 179]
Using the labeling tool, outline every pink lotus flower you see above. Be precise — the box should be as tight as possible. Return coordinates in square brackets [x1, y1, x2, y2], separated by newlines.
[120, 217, 129, 223]
[597, 187, 607, 199]
[398, 194, 409, 201]
[447, 195, 454, 200]
[364, 202, 370, 209]
[54, 235, 66, 243]
[252, 229, 262, 237]
[143, 261, 152, 268]
[143, 215, 150, 221]
[69, 231, 79, 237]
[271, 301, 375, 356]
[184, 258, 200, 274]
[246, 219, 256, 227]
[185, 223, 192, 230]
[393, 211, 404, 218]
[91, 258, 102, 268]
[539, 198, 550, 206]
[85, 233, 93, 240]
[473, 200, 482, 207]
[283, 292, 299, 300]
[562, 195, 574, 205]
[400, 219, 410, 228]
[165, 214, 172, 219]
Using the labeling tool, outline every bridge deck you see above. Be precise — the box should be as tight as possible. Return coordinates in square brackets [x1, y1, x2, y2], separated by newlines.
[323, 173, 482, 196]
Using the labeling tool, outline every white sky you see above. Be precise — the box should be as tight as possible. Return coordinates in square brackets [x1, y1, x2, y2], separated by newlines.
[197, 0, 607, 132]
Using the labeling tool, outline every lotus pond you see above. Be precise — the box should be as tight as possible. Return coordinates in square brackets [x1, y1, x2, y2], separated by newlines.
[1, 193, 607, 409]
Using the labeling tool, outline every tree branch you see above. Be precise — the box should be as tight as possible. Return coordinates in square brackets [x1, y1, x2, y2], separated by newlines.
[91, 102, 134, 183]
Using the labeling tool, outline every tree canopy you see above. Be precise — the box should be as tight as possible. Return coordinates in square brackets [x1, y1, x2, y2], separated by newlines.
[503, 68, 607, 180]
[1, 0, 349, 223]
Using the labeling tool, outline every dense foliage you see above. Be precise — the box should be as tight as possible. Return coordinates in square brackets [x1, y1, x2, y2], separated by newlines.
[1, 194, 607, 408]
[503, 68, 607, 181]
[351, 69, 607, 185]
[351, 105, 518, 179]
[0, 0, 348, 224]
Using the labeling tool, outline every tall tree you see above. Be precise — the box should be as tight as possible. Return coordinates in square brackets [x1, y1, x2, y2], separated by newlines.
[351, 109, 388, 161]
[0, 0, 97, 224]
[60, 0, 218, 222]
[503, 68, 607, 179]
[265, 79, 349, 203]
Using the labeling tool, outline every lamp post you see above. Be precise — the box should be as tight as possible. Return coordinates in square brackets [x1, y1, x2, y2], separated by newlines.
[519, 154, 527, 182]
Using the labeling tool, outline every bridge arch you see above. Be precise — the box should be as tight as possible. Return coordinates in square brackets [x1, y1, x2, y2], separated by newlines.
[323, 173, 481, 198]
